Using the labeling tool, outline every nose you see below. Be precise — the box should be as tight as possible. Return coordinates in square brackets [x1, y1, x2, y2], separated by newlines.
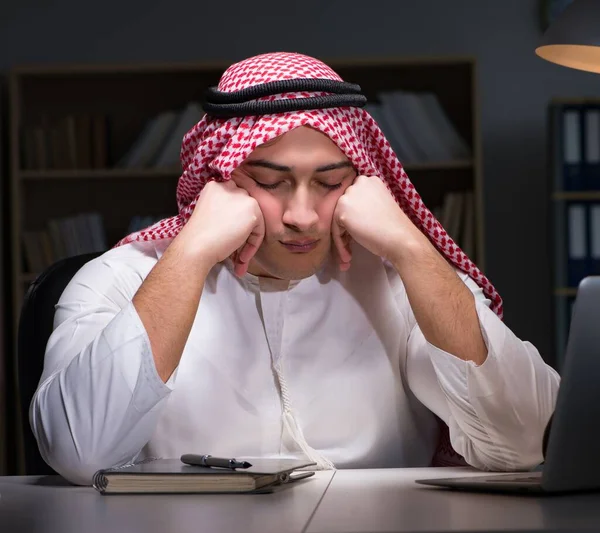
[282, 186, 319, 232]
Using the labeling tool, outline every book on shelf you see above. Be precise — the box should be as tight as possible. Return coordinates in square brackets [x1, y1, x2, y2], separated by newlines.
[21, 102, 205, 173]
[549, 101, 600, 363]
[564, 202, 600, 287]
[20, 94, 468, 172]
[366, 90, 471, 165]
[551, 102, 600, 290]
[116, 110, 179, 168]
[21, 213, 173, 275]
[432, 190, 475, 259]
[22, 212, 107, 274]
[21, 114, 108, 171]
[557, 103, 600, 191]
[117, 101, 204, 170]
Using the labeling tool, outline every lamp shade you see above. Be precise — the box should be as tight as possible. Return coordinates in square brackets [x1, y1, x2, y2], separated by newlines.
[536, 0, 600, 73]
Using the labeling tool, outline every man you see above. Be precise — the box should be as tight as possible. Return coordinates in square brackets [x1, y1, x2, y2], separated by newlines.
[31, 52, 559, 486]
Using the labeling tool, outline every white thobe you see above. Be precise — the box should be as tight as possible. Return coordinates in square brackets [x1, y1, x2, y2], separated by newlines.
[30, 239, 560, 485]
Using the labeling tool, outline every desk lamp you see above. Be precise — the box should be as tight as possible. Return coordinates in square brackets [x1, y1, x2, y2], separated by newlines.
[536, 0, 600, 73]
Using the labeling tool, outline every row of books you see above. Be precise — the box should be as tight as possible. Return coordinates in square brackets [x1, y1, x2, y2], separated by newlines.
[559, 103, 600, 191]
[21, 114, 109, 171]
[565, 202, 600, 287]
[22, 213, 106, 274]
[431, 190, 475, 260]
[21, 213, 169, 274]
[20, 91, 469, 171]
[121, 94, 470, 170]
[117, 102, 203, 169]
[366, 91, 471, 164]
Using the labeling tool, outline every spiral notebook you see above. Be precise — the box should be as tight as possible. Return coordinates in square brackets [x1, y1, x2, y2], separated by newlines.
[92, 457, 316, 494]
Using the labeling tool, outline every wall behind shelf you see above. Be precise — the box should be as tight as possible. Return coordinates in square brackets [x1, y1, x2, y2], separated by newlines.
[2, 0, 600, 364]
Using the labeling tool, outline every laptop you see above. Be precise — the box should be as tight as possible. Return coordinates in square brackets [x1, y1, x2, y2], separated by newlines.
[416, 276, 600, 494]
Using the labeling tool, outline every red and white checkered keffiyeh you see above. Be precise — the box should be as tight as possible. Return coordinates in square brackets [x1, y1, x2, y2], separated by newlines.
[116, 51, 502, 317]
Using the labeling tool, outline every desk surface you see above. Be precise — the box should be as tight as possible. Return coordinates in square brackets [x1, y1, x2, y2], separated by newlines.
[2, 468, 600, 533]
[0, 471, 333, 533]
[309, 467, 600, 533]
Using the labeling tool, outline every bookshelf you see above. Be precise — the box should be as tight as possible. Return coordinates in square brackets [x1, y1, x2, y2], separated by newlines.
[548, 98, 600, 368]
[7, 55, 484, 336]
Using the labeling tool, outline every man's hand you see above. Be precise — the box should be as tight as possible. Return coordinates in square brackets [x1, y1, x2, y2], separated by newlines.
[133, 179, 264, 382]
[332, 174, 487, 365]
[181, 180, 265, 276]
[331, 175, 431, 270]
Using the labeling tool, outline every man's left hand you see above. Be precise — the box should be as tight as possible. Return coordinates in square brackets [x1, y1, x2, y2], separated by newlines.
[332, 175, 432, 270]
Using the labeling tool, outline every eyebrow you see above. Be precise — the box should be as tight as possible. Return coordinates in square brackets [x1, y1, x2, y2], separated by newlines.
[245, 159, 354, 173]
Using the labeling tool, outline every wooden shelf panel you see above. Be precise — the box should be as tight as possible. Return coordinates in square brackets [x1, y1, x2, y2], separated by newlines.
[20, 168, 181, 180]
[18, 160, 473, 180]
[553, 191, 600, 200]
[11, 57, 475, 77]
[554, 287, 578, 296]
[404, 160, 473, 171]
[550, 97, 600, 106]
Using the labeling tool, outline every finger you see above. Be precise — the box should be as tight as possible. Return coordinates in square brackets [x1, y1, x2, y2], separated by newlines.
[235, 213, 265, 277]
[235, 239, 262, 276]
[234, 257, 249, 277]
[340, 236, 353, 271]
[237, 232, 261, 263]
[338, 260, 351, 272]
[337, 233, 353, 271]
[332, 218, 352, 266]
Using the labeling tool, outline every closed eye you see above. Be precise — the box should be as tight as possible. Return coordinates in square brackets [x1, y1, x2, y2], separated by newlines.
[320, 182, 343, 191]
[254, 180, 282, 190]
[254, 180, 343, 191]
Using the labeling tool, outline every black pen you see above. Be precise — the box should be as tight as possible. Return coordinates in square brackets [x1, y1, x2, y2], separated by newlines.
[181, 453, 252, 469]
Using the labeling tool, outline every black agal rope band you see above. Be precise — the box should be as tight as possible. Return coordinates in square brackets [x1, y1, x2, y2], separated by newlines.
[203, 78, 367, 118]
[206, 79, 363, 103]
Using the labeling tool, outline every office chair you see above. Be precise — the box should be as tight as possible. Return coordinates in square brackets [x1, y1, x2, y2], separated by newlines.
[17, 252, 102, 475]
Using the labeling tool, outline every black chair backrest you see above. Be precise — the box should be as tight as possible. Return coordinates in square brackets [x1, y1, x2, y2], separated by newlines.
[17, 252, 102, 475]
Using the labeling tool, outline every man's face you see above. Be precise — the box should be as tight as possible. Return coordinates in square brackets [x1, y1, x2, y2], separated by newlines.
[231, 126, 356, 280]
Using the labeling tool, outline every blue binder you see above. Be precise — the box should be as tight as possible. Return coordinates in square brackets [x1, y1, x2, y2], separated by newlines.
[582, 104, 600, 191]
[561, 106, 584, 191]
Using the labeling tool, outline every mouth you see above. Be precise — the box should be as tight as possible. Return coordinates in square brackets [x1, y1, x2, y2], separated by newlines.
[280, 239, 320, 253]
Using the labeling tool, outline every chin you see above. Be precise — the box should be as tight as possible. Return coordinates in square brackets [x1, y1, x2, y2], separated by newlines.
[253, 247, 330, 280]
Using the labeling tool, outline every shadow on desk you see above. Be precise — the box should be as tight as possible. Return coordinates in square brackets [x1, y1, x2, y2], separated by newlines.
[0, 471, 334, 533]
[30, 476, 73, 487]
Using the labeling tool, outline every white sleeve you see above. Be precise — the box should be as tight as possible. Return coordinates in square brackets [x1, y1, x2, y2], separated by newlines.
[403, 269, 560, 472]
[30, 250, 173, 485]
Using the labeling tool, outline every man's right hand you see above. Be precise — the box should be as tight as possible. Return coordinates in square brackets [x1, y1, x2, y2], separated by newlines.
[180, 180, 265, 277]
